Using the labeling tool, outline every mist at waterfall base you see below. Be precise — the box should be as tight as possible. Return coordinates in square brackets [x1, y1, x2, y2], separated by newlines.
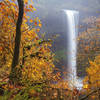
[63, 10, 83, 89]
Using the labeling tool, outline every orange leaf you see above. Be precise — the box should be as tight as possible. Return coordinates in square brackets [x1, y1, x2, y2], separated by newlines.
[29, 19, 33, 23]
[34, 22, 37, 26]
[36, 28, 40, 32]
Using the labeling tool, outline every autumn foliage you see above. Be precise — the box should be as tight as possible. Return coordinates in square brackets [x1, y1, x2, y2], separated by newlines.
[0, 0, 56, 84]
[0, 0, 100, 100]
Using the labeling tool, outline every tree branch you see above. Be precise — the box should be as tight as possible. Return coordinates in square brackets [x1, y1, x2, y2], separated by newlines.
[80, 88, 100, 100]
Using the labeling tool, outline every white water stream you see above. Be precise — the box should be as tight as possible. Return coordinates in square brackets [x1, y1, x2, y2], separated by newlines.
[64, 10, 83, 89]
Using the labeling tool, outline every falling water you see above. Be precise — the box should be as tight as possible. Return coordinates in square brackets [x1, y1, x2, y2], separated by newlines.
[63, 10, 83, 89]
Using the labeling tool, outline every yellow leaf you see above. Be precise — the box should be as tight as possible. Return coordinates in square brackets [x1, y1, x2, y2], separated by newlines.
[83, 84, 88, 89]
[36, 28, 40, 32]
[24, 0, 28, 4]
[33, 7, 36, 11]
[38, 23, 42, 27]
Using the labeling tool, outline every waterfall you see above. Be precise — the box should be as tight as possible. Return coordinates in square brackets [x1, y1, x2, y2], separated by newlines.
[63, 10, 83, 89]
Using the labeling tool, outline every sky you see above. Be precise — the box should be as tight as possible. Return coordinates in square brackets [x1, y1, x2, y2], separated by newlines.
[28, 0, 100, 34]
[33, 0, 100, 13]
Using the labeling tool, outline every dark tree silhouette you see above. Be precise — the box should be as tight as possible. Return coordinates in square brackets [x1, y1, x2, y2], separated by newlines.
[9, 0, 24, 84]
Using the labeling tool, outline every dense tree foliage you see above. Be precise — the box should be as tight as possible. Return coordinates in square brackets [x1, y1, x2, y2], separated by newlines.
[77, 16, 100, 77]
[0, 0, 100, 100]
[0, 0, 57, 84]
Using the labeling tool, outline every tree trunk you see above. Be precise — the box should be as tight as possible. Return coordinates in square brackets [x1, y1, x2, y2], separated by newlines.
[9, 0, 24, 84]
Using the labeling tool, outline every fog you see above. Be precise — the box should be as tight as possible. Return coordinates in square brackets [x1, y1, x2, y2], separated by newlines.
[33, 0, 100, 13]
[29, 0, 100, 77]
[30, 0, 100, 34]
